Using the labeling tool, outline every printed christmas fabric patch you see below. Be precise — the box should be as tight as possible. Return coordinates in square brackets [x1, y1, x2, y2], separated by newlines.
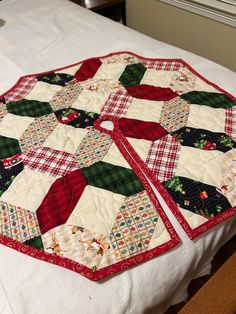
[0, 52, 235, 279]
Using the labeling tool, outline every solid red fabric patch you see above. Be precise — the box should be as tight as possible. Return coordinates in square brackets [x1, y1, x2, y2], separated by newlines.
[126, 84, 179, 101]
[74, 58, 102, 82]
[119, 117, 168, 141]
[36, 169, 87, 234]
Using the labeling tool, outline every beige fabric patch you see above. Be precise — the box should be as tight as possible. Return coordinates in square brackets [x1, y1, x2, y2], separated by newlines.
[25, 81, 62, 102]
[66, 186, 125, 235]
[148, 216, 171, 249]
[221, 149, 236, 206]
[127, 137, 152, 162]
[140, 69, 174, 87]
[43, 124, 87, 154]
[194, 77, 219, 93]
[125, 98, 163, 122]
[0, 169, 56, 212]
[102, 142, 131, 169]
[178, 207, 208, 229]
[72, 89, 109, 113]
[187, 104, 225, 133]
[0, 113, 34, 140]
[56, 63, 82, 75]
[94, 63, 126, 81]
[176, 146, 224, 187]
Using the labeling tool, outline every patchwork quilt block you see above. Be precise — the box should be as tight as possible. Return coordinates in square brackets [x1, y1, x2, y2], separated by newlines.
[0, 51, 235, 279]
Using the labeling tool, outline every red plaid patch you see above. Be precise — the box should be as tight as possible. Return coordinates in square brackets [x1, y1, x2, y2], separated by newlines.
[225, 107, 236, 141]
[5, 76, 37, 103]
[146, 134, 181, 182]
[22, 146, 79, 177]
[101, 89, 132, 117]
[142, 60, 183, 71]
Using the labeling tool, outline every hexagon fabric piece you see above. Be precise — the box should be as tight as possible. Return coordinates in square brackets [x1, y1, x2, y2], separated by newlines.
[119, 63, 147, 88]
[0, 161, 24, 197]
[81, 161, 144, 197]
[37, 73, 74, 86]
[54, 108, 99, 128]
[75, 58, 102, 82]
[36, 169, 87, 234]
[126, 84, 179, 101]
[75, 128, 113, 168]
[160, 96, 190, 132]
[0, 201, 40, 242]
[180, 91, 236, 108]
[0, 135, 21, 159]
[7, 99, 53, 117]
[4, 76, 37, 103]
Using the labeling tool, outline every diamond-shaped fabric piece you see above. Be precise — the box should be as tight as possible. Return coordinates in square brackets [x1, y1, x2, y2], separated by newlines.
[19, 113, 58, 153]
[109, 190, 158, 260]
[0, 135, 21, 159]
[67, 185, 125, 235]
[22, 146, 79, 177]
[75, 128, 113, 168]
[0, 201, 40, 242]
[0, 113, 34, 140]
[180, 91, 236, 108]
[126, 84, 179, 101]
[0, 168, 56, 212]
[81, 161, 144, 197]
[119, 63, 147, 88]
[24, 81, 62, 102]
[36, 169, 87, 234]
[160, 96, 190, 132]
[7, 99, 53, 117]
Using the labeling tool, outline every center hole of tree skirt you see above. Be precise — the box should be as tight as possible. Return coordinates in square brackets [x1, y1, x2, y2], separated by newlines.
[100, 120, 114, 131]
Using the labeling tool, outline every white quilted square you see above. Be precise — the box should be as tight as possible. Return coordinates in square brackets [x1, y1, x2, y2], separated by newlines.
[72, 89, 109, 113]
[0, 113, 34, 139]
[141, 69, 174, 87]
[94, 63, 126, 81]
[43, 124, 87, 154]
[25, 81, 62, 102]
[102, 143, 131, 169]
[0, 169, 56, 212]
[66, 186, 125, 235]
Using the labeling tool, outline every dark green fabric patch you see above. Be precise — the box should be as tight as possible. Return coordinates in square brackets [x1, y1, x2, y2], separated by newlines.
[163, 176, 232, 218]
[37, 73, 74, 86]
[180, 91, 236, 108]
[0, 136, 21, 159]
[82, 161, 144, 196]
[7, 99, 53, 117]
[119, 63, 147, 88]
[172, 127, 236, 152]
[24, 236, 44, 251]
[0, 161, 23, 197]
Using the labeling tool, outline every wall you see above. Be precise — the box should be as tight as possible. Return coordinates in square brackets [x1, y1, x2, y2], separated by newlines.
[126, 0, 236, 72]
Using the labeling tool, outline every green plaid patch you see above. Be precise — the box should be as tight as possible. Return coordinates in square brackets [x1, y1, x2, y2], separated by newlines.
[0, 135, 21, 159]
[7, 99, 53, 117]
[180, 91, 236, 108]
[82, 161, 144, 196]
[119, 63, 147, 88]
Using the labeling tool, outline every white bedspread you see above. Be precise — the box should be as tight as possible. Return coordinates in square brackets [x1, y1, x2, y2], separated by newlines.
[0, 1, 235, 313]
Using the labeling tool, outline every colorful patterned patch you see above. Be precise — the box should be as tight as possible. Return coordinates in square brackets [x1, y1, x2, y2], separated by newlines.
[80, 78, 121, 94]
[119, 63, 147, 88]
[101, 89, 132, 117]
[102, 53, 140, 65]
[160, 96, 190, 132]
[180, 91, 236, 108]
[173, 127, 236, 152]
[0, 101, 7, 122]
[118, 117, 168, 141]
[81, 161, 144, 197]
[22, 146, 78, 177]
[37, 73, 74, 86]
[170, 67, 197, 94]
[0, 201, 40, 242]
[4, 76, 37, 103]
[75, 58, 102, 82]
[225, 107, 236, 141]
[7, 99, 53, 117]
[75, 128, 113, 168]
[146, 134, 181, 182]
[54, 108, 99, 128]
[0, 161, 23, 197]
[163, 176, 232, 218]
[109, 190, 158, 260]
[126, 84, 179, 101]
[19, 113, 58, 152]
[49, 82, 82, 111]
[36, 169, 87, 234]
[0, 136, 21, 159]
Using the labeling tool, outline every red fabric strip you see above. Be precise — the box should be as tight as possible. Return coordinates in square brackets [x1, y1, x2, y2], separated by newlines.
[126, 84, 179, 101]
[119, 117, 168, 141]
[74, 58, 102, 82]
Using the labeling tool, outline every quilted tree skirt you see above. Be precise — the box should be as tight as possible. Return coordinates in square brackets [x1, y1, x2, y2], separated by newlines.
[0, 52, 235, 280]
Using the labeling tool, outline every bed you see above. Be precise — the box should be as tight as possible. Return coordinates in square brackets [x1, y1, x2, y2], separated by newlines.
[0, 0, 235, 313]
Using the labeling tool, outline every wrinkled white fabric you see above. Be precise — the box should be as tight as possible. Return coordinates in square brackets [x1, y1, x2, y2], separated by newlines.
[0, 1, 235, 313]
